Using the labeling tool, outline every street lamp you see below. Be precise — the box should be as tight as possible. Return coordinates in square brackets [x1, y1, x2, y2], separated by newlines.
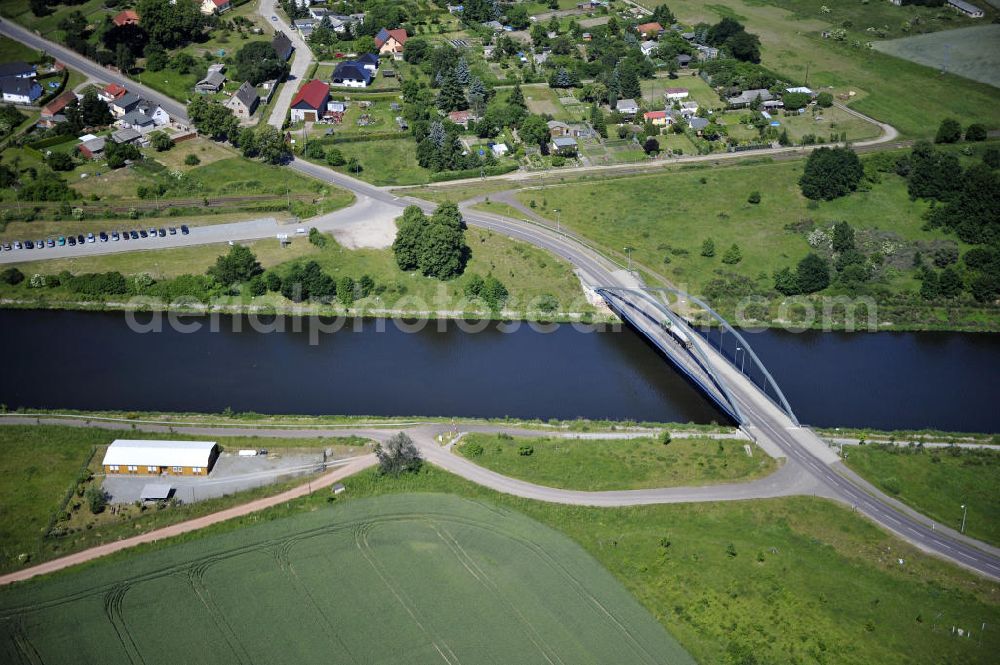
[735, 346, 746, 373]
[553, 208, 560, 233]
[961, 504, 968, 534]
[623, 246, 633, 272]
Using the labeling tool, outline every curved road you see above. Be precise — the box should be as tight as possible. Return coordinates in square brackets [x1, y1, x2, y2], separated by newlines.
[2, 17, 998, 580]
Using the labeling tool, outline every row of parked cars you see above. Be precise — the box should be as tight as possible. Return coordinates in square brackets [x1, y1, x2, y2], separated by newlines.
[1, 225, 191, 252]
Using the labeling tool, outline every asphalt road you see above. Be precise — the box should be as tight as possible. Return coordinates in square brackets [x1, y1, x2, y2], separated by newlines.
[0, 19, 188, 123]
[2, 18, 997, 579]
[258, 0, 314, 128]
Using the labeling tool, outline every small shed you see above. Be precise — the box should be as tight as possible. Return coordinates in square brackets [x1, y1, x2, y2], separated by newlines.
[140, 483, 173, 501]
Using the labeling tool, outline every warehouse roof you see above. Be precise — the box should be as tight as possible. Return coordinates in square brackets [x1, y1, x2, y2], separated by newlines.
[102, 440, 218, 468]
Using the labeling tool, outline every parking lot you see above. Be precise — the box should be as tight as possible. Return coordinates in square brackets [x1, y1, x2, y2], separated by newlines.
[103, 449, 359, 504]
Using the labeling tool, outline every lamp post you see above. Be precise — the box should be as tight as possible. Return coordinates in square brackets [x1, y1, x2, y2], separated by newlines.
[961, 504, 968, 534]
[735, 346, 745, 373]
[624, 246, 633, 272]
[554, 208, 560, 233]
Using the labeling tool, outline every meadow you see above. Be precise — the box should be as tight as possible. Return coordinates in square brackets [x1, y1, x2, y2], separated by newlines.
[0, 493, 695, 665]
[4, 463, 997, 665]
[844, 444, 1000, 547]
[457, 433, 776, 490]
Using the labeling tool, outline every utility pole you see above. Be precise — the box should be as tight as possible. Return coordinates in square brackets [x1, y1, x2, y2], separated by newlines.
[623, 246, 633, 272]
[554, 208, 560, 232]
[960, 504, 968, 534]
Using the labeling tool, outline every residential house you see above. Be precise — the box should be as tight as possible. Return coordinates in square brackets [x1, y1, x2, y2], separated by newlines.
[308, 7, 331, 19]
[98, 82, 127, 103]
[225, 81, 259, 119]
[947, 0, 984, 17]
[200, 0, 231, 14]
[78, 136, 106, 159]
[195, 70, 226, 93]
[581, 32, 592, 41]
[696, 44, 719, 60]
[447, 110, 478, 127]
[688, 116, 709, 133]
[447, 5, 464, 14]
[111, 127, 141, 144]
[679, 100, 699, 117]
[294, 19, 316, 37]
[290, 79, 330, 121]
[331, 61, 371, 87]
[112, 9, 140, 26]
[0, 61, 36, 79]
[680, 32, 696, 41]
[533, 50, 550, 65]
[272, 32, 294, 62]
[643, 110, 668, 126]
[664, 87, 689, 102]
[144, 104, 171, 126]
[110, 92, 141, 117]
[676, 53, 692, 68]
[120, 110, 155, 133]
[636, 22, 664, 37]
[616, 98, 639, 117]
[484, 20, 505, 32]
[640, 41, 658, 57]
[547, 120, 571, 136]
[727, 88, 773, 108]
[551, 136, 578, 156]
[39, 91, 78, 127]
[293, 0, 312, 7]
[0, 76, 42, 104]
[356, 52, 380, 73]
[567, 123, 593, 138]
[374, 28, 408, 56]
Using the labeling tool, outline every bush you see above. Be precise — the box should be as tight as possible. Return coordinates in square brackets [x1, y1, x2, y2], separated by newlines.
[747, 191, 760, 204]
[815, 92, 833, 108]
[375, 432, 422, 476]
[184, 153, 201, 166]
[722, 243, 742, 264]
[84, 485, 107, 514]
[518, 444, 534, 456]
[308, 227, 328, 247]
[325, 148, 345, 166]
[660, 431, 672, 445]
[965, 123, 987, 142]
[799, 147, 863, 200]
[880, 476, 901, 495]
[0, 267, 24, 285]
[46, 151, 74, 171]
[701, 238, 716, 257]
[935, 118, 962, 144]
[304, 141, 326, 159]
[463, 442, 484, 457]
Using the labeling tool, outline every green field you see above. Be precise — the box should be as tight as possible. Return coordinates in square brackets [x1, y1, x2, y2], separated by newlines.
[0, 425, 366, 573]
[635, 0, 1000, 138]
[844, 444, 1000, 547]
[0, 493, 696, 665]
[873, 25, 1000, 89]
[5, 463, 996, 665]
[457, 433, 777, 490]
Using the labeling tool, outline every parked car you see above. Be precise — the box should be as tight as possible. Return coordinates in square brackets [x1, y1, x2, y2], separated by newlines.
[147, 227, 157, 237]
[130, 230, 139, 239]
[57, 236, 66, 246]
[2, 243, 10, 251]
[168, 227, 177, 235]
[112, 231, 120, 241]
[139, 230, 148, 238]
[157, 228, 166, 237]
[68, 236, 76, 246]
[99, 232, 108, 242]
[180, 225, 190, 235]
[46, 239, 55, 247]
[36, 239, 45, 249]
[19, 241, 28, 249]
[77, 234, 85, 244]
[86, 233, 95, 243]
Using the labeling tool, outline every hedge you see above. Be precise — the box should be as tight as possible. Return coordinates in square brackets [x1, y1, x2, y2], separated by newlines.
[429, 163, 519, 182]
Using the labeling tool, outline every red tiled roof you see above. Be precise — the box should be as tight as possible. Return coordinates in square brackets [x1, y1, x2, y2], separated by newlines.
[375, 28, 408, 49]
[103, 83, 127, 99]
[113, 10, 140, 26]
[41, 91, 78, 117]
[636, 22, 663, 34]
[291, 79, 330, 111]
[213, 0, 230, 6]
[644, 111, 666, 119]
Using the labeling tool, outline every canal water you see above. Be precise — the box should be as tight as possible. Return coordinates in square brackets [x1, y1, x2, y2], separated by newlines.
[0, 310, 997, 432]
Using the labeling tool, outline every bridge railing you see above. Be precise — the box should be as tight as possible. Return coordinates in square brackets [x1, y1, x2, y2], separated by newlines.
[641, 287, 801, 427]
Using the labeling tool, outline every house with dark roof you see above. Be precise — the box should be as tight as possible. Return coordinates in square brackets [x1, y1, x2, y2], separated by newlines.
[331, 61, 371, 88]
[225, 81, 259, 118]
[616, 98, 639, 117]
[0, 76, 42, 104]
[676, 53, 692, 68]
[195, 70, 226, 93]
[727, 88, 774, 108]
[111, 127, 142, 144]
[375, 28, 408, 56]
[356, 53, 380, 72]
[290, 79, 330, 121]
[688, 116, 709, 133]
[78, 136, 106, 159]
[551, 136, 578, 156]
[0, 61, 36, 79]
[120, 110, 155, 132]
[272, 32, 294, 61]
[111, 92, 141, 117]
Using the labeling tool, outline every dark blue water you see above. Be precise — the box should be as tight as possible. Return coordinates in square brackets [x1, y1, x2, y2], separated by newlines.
[0, 309, 996, 431]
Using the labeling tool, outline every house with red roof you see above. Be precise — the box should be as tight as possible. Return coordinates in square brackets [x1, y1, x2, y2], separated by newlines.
[375, 28, 408, 57]
[98, 82, 128, 103]
[643, 110, 668, 126]
[290, 79, 330, 122]
[39, 91, 78, 128]
[112, 10, 140, 27]
[635, 21, 663, 37]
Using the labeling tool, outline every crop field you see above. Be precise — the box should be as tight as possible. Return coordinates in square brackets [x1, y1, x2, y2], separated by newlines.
[0, 494, 694, 665]
[873, 25, 1000, 89]
[457, 433, 777, 490]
